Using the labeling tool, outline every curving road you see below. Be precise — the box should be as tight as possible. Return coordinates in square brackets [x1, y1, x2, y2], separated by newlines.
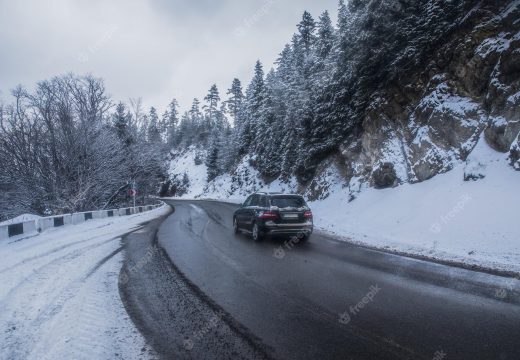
[124, 200, 520, 360]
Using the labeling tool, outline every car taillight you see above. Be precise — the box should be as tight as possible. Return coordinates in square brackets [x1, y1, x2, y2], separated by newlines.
[304, 211, 313, 219]
[259, 211, 279, 220]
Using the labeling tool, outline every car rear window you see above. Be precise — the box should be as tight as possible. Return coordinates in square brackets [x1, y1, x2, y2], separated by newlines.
[270, 196, 306, 208]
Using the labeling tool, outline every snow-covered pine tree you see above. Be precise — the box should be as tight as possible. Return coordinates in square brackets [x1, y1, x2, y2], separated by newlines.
[256, 70, 283, 178]
[165, 99, 179, 147]
[190, 98, 202, 123]
[204, 84, 221, 128]
[224, 78, 245, 166]
[242, 61, 266, 153]
[176, 112, 189, 147]
[206, 137, 220, 182]
[316, 10, 334, 61]
[189, 98, 206, 144]
[113, 102, 133, 146]
[226, 78, 244, 126]
[138, 114, 149, 143]
[147, 107, 162, 144]
[297, 11, 316, 56]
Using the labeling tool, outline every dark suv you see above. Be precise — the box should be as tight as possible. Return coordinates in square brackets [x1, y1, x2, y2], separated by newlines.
[233, 193, 313, 242]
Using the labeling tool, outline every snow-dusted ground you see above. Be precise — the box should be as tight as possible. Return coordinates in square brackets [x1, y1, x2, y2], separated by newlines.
[169, 137, 519, 275]
[0, 205, 169, 360]
[168, 148, 210, 198]
[169, 150, 298, 203]
[313, 137, 520, 274]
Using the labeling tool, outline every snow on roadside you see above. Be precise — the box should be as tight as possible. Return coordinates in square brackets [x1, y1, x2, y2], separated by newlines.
[312, 136, 520, 275]
[0, 205, 169, 360]
[0, 214, 42, 226]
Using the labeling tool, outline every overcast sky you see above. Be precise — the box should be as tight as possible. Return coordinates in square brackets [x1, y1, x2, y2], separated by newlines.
[0, 0, 337, 114]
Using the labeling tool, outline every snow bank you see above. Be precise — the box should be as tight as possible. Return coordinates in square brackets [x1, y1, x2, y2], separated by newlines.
[0, 214, 42, 226]
[312, 136, 520, 274]
[0, 204, 169, 359]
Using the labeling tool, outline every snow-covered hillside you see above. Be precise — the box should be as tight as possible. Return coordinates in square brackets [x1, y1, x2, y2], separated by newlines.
[167, 147, 209, 198]
[312, 136, 520, 274]
[167, 136, 519, 274]
[168, 149, 298, 202]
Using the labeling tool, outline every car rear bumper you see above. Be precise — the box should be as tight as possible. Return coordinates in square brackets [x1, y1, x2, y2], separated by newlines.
[262, 222, 313, 235]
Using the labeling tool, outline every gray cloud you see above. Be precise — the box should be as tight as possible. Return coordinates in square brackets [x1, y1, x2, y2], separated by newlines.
[0, 0, 337, 113]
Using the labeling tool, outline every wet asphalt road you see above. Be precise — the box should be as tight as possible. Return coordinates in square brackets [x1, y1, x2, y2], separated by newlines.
[123, 200, 520, 360]
[119, 212, 270, 360]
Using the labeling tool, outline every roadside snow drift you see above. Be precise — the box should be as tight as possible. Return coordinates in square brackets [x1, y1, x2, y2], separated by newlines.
[0, 205, 169, 360]
[312, 137, 520, 274]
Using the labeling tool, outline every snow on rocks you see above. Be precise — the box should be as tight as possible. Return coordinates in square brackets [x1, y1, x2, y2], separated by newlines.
[408, 82, 486, 182]
[312, 136, 520, 275]
[475, 32, 512, 58]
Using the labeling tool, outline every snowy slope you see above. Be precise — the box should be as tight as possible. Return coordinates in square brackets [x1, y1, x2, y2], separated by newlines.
[0, 205, 169, 360]
[168, 151, 298, 203]
[312, 136, 520, 274]
[168, 147, 208, 198]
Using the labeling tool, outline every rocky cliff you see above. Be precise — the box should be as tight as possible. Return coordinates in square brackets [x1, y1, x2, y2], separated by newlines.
[323, 0, 520, 199]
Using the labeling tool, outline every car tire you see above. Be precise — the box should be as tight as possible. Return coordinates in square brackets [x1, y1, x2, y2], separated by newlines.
[233, 218, 239, 234]
[252, 222, 263, 242]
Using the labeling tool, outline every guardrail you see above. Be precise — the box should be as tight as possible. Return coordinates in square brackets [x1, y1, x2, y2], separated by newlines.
[0, 203, 164, 241]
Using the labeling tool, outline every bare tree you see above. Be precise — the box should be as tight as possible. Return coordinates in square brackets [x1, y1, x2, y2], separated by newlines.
[0, 74, 167, 220]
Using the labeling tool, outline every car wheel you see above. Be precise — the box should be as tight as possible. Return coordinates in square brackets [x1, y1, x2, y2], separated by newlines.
[233, 218, 239, 234]
[252, 222, 262, 242]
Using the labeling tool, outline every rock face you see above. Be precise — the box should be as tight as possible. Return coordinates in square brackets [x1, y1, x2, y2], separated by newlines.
[330, 0, 520, 198]
[372, 163, 398, 189]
